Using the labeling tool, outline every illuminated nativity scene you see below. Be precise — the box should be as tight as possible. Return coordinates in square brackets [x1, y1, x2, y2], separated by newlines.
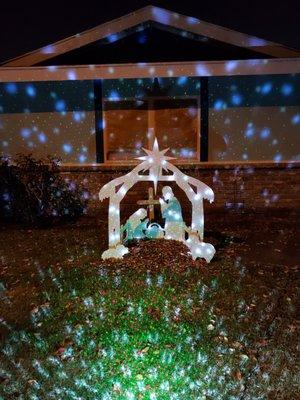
[99, 138, 215, 262]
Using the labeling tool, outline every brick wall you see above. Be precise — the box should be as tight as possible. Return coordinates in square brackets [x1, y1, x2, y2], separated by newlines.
[61, 162, 300, 220]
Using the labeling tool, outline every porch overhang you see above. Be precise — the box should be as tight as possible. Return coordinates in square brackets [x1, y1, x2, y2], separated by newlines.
[0, 58, 299, 83]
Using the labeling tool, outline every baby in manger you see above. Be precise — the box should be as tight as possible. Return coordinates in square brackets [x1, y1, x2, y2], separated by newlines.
[122, 186, 185, 242]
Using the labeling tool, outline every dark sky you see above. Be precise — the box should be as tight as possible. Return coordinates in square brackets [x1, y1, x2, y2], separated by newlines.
[1, 0, 299, 64]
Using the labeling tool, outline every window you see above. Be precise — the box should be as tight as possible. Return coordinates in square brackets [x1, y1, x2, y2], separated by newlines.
[0, 80, 96, 164]
[208, 74, 300, 162]
[102, 77, 201, 162]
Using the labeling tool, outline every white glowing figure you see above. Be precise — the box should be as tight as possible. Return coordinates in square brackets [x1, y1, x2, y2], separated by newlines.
[160, 186, 185, 241]
[99, 138, 215, 262]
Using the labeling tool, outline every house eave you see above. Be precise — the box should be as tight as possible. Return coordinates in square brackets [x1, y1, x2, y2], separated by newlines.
[0, 58, 299, 82]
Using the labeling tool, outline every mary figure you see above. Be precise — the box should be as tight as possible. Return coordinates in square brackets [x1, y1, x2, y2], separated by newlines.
[159, 186, 185, 241]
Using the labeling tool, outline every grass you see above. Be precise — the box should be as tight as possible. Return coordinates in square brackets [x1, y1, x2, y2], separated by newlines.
[0, 213, 299, 399]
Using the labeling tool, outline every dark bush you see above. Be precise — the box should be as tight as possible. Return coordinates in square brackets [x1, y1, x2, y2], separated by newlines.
[0, 154, 88, 226]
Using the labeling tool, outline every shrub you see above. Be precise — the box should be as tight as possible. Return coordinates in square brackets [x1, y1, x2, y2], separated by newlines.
[0, 154, 88, 226]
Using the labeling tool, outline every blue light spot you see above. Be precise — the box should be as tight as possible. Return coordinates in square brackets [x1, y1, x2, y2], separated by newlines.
[38, 132, 47, 143]
[273, 153, 282, 162]
[73, 112, 81, 122]
[248, 37, 267, 46]
[223, 134, 229, 145]
[188, 107, 197, 117]
[5, 82, 17, 94]
[26, 85, 36, 97]
[291, 114, 300, 124]
[214, 100, 226, 110]
[180, 148, 191, 158]
[195, 64, 210, 76]
[177, 76, 188, 86]
[78, 154, 87, 163]
[107, 33, 119, 43]
[67, 71, 76, 80]
[69, 182, 76, 190]
[261, 82, 272, 94]
[47, 66, 57, 72]
[151, 7, 170, 24]
[3, 192, 10, 201]
[244, 124, 254, 138]
[281, 83, 293, 96]
[231, 94, 242, 105]
[97, 120, 105, 130]
[82, 191, 89, 200]
[42, 45, 55, 54]
[260, 127, 271, 139]
[62, 143, 73, 154]
[225, 61, 238, 72]
[20, 128, 31, 138]
[108, 90, 120, 101]
[138, 33, 147, 44]
[55, 100, 66, 112]
[186, 16, 199, 25]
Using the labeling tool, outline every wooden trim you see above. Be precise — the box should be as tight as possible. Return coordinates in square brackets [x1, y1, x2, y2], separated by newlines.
[0, 58, 299, 82]
[200, 77, 209, 161]
[196, 96, 201, 162]
[59, 160, 300, 172]
[93, 79, 104, 163]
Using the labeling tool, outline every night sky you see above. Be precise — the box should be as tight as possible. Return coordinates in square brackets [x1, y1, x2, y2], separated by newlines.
[1, 0, 299, 64]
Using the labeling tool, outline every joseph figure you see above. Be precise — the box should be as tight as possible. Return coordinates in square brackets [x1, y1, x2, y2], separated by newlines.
[159, 186, 185, 241]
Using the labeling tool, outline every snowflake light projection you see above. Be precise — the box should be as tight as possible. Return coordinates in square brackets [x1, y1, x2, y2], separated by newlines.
[99, 138, 215, 262]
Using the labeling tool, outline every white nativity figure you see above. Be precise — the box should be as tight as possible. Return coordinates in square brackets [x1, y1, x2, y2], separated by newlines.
[99, 138, 216, 263]
[160, 186, 185, 241]
[121, 208, 149, 241]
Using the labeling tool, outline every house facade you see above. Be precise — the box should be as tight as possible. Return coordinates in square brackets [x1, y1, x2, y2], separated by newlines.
[0, 6, 299, 214]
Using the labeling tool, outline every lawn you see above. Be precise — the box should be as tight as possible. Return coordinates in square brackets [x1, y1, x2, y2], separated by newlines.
[0, 212, 299, 399]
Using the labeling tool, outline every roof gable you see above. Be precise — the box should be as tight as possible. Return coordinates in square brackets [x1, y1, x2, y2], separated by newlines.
[2, 5, 300, 67]
[35, 22, 269, 66]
